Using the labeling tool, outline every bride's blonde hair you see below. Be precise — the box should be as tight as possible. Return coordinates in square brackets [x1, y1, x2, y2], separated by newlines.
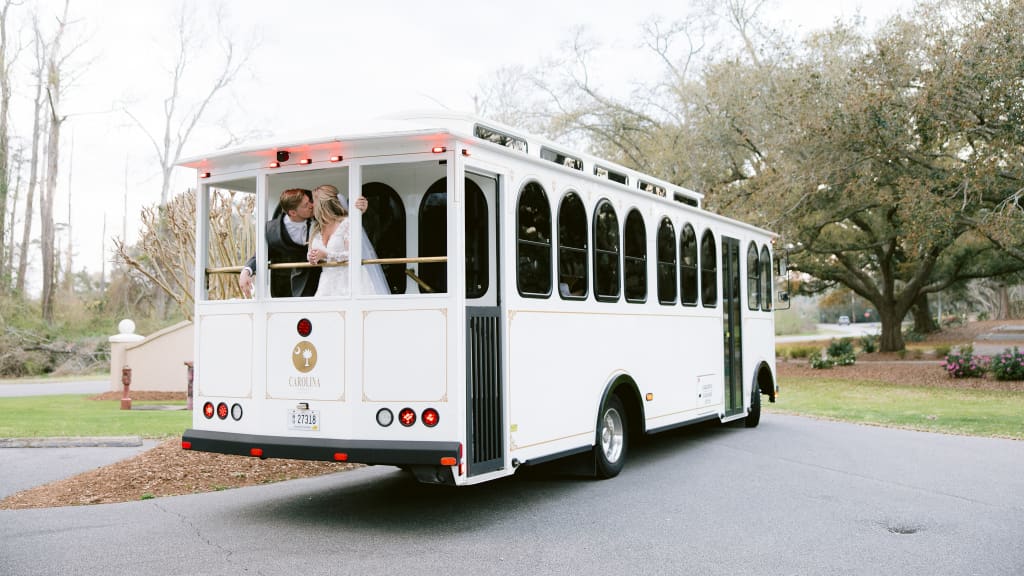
[311, 184, 348, 237]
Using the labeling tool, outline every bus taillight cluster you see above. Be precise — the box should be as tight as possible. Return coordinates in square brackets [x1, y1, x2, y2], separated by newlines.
[203, 401, 243, 421]
[376, 407, 439, 428]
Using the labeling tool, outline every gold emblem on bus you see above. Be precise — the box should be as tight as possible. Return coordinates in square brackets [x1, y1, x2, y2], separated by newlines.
[292, 341, 318, 373]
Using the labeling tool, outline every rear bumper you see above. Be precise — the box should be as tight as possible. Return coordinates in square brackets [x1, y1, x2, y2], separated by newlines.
[182, 429, 460, 466]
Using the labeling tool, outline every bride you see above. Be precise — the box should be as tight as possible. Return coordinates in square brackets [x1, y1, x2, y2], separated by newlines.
[306, 184, 390, 296]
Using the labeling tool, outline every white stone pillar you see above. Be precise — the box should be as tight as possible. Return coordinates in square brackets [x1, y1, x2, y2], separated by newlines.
[109, 319, 145, 392]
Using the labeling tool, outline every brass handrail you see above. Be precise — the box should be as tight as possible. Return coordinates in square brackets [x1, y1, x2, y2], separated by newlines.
[205, 256, 448, 276]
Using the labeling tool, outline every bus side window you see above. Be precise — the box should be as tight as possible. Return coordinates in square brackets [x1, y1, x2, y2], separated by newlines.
[680, 223, 698, 306]
[465, 179, 488, 298]
[419, 179, 448, 293]
[516, 182, 552, 297]
[593, 200, 620, 302]
[747, 241, 760, 310]
[624, 209, 647, 303]
[557, 192, 588, 299]
[701, 229, 717, 307]
[657, 217, 677, 305]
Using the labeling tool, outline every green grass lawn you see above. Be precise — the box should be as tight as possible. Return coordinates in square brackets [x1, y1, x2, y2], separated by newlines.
[0, 395, 191, 438]
[769, 376, 1024, 439]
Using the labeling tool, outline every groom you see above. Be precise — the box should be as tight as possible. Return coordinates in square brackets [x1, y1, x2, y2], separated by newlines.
[239, 187, 368, 298]
[239, 188, 319, 298]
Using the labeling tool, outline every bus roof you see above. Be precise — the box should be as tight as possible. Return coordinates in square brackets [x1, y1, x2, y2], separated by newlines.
[181, 111, 775, 239]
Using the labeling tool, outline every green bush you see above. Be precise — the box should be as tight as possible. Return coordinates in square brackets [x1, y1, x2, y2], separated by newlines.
[933, 344, 952, 358]
[859, 333, 878, 354]
[828, 338, 855, 357]
[809, 351, 835, 369]
[989, 348, 1024, 381]
[903, 329, 925, 343]
[786, 345, 818, 359]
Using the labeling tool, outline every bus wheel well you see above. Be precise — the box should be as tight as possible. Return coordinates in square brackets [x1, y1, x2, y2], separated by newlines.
[607, 377, 644, 441]
[755, 362, 776, 403]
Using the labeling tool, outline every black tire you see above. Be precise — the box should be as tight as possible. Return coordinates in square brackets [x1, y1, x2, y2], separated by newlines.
[594, 394, 628, 478]
[744, 385, 762, 428]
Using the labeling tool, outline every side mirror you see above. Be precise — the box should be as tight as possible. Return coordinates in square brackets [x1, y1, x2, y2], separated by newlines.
[774, 252, 792, 310]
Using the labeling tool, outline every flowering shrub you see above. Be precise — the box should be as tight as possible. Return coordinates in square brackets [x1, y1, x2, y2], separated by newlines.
[810, 350, 835, 369]
[988, 348, 1024, 381]
[942, 351, 988, 378]
[807, 338, 857, 368]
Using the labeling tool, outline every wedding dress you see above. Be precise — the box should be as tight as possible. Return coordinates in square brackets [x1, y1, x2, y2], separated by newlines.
[311, 218, 390, 296]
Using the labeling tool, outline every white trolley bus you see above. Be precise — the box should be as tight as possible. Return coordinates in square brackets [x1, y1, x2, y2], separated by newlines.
[181, 113, 781, 485]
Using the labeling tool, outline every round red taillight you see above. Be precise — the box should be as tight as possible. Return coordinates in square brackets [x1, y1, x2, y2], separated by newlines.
[399, 408, 416, 427]
[217, 402, 229, 420]
[203, 402, 215, 419]
[422, 408, 439, 427]
[297, 318, 312, 337]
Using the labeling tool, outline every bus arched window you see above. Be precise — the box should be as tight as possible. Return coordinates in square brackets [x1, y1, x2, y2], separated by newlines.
[747, 241, 760, 310]
[419, 179, 448, 293]
[701, 230, 717, 307]
[624, 209, 647, 303]
[517, 182, 552, 297]
[680, 223, 698, 306]
[362, 182, 406, 294]
[657, 218, 677, 305]
[558, 192, 588, 299]
[760, 245, 773, 311]
[593, 200, 620, 302]
[465, 179, 488, 298]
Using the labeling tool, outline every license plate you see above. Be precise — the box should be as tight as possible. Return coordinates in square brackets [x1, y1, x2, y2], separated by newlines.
[288, 409, 320, 431]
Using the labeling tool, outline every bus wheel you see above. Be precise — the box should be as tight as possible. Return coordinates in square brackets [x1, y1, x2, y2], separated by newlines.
[744, 386, 762, 428]
[595, 394, 627, 478]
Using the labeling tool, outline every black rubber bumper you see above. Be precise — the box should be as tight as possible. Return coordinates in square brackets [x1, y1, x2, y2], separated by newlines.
[182, 429, 460, 466]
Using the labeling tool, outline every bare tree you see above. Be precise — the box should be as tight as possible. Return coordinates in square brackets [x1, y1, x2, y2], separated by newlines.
[0, 0, 18, 292]
[15, 14, 46, 295]
[124, 1, 254, 206]
[40, 0, 72, 322]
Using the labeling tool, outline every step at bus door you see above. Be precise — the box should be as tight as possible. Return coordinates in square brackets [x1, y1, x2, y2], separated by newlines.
[464, 171, 503, 476]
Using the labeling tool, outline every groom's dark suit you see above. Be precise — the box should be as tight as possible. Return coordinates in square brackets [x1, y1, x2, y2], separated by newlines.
[245, 215, 321, 297]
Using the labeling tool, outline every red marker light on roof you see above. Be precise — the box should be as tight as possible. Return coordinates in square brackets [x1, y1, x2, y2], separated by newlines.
[299, 158, 312, 165]
[432, 146, 446, 153]
[330, 155, 343, 162]
[268, 161, 280, 169]
[200, 172, 211, 178]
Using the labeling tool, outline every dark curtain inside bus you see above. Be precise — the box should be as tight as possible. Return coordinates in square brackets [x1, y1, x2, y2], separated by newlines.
[362, 182, 406, 294]
[419, 178, 488, 296]
[516, 183, 552, 296]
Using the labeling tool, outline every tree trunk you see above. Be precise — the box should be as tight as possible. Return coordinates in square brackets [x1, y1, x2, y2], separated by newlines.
[911, 293, 938, 334]
[994, 283, 1011, 320]
[41, 1, 69, 323]
[16, 24, 46, 295]
[877, 303, 906, 353]
[0, 1, 13, 293]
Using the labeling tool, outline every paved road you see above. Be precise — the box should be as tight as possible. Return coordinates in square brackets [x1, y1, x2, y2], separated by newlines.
[2, 414, 1021, 576]
[0, 378, 109, 398]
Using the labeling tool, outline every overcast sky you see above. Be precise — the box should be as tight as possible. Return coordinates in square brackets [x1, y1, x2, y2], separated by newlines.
[11, 0, 916, 292]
